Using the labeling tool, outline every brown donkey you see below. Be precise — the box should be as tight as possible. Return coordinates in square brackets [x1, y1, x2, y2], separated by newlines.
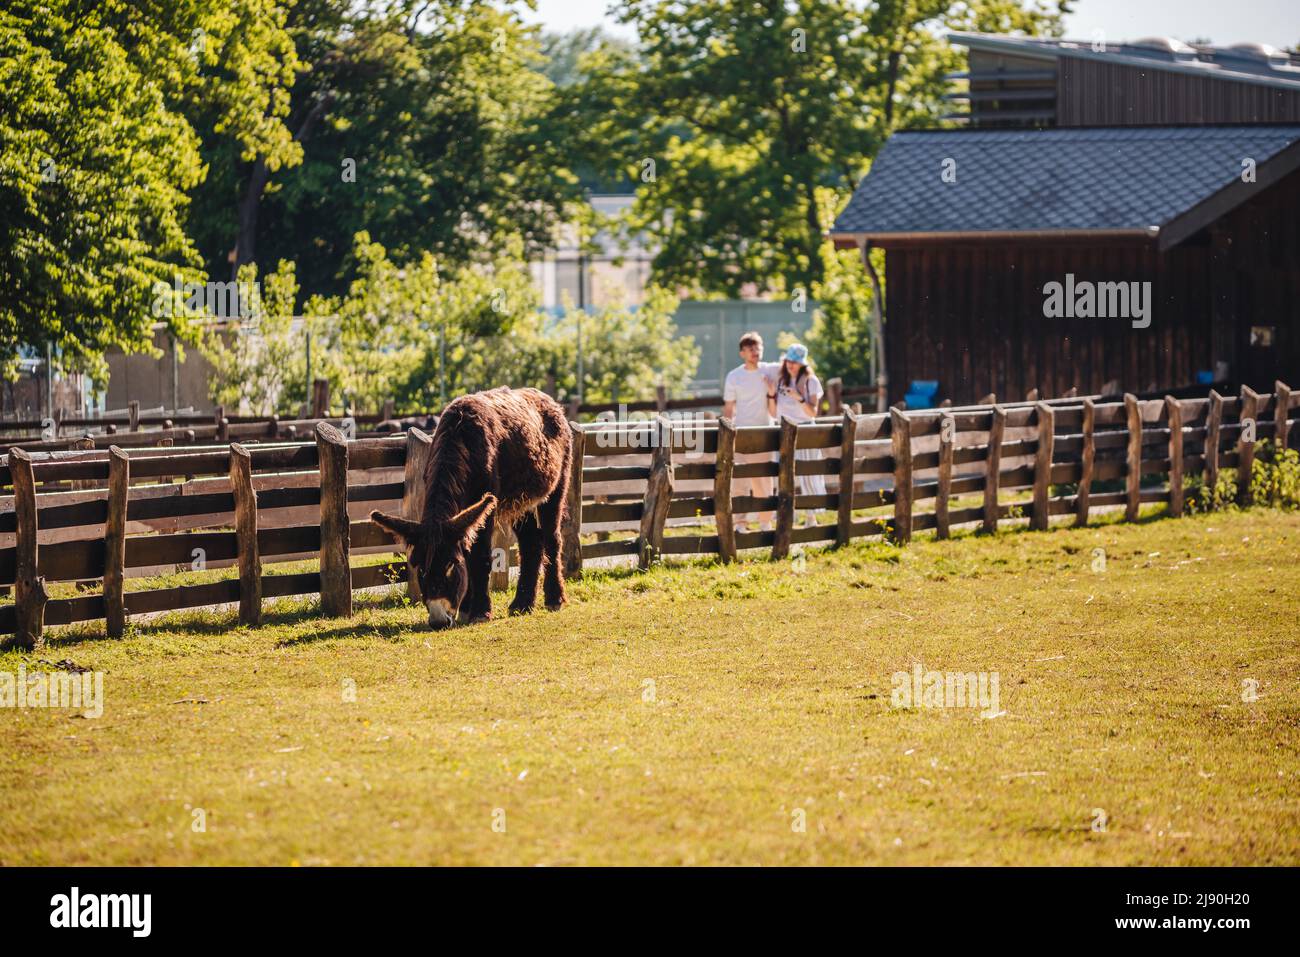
[370, 387, 571, 628]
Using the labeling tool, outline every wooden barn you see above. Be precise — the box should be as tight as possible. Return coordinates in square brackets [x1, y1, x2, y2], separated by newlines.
[831, 32, 1300, 407]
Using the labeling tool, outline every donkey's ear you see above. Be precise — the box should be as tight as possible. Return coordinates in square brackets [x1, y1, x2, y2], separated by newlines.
[447, 493, 497, 546]
[370, 511, 422, 550]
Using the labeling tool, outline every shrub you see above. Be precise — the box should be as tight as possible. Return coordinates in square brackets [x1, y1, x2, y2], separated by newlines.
[1250, 440, 1300, 509]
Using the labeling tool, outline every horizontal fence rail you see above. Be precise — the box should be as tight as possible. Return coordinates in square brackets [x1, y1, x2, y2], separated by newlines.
[0, 383, 1294, 648]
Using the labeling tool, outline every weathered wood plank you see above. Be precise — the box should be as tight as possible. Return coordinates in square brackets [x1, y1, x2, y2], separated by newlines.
[402, 427, 433, 599]
[935, 412, 954, 539]
[636, 416, 674, 569]
[771, 417, 799, 558]
[104, 446, 129, 637]
[836, 411, 858, 546]
[1237, 386, 1260, 506]
[891, 408, 913, 544]
[982, 406, 1006, 534]
[8, 449, 48, 649]
[316, 422, 351, 617]
[1204, 389, 1223, 500]
[1276, 380, 1292, 451]
[230, 443, 261, 626]
[1166, 397, 1185, 517]
[1124, 393, 1142, 522]
[1075, 398, 1095, 526]
[1031, 402, 1055, 531]
[713, 417, 738, 562]
[562, 423, 586, 578]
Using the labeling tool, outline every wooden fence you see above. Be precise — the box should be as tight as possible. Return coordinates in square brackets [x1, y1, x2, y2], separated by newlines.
[1, 383, 1294, 649]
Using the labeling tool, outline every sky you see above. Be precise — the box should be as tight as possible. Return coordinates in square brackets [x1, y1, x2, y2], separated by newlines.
[519, 0, 1300, 47]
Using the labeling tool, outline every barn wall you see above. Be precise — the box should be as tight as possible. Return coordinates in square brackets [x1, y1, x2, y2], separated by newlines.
[1210, 166, 1300, 389]
[1057, 56, 1300, 126]
[879, 170, 1300, 405]
[882, 241, 1211, 405]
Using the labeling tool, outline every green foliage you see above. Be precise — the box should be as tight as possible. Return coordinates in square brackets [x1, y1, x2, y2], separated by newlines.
[201, 234, 698, 414]
[1250, 440, 1300, 509]
[191, 0, 582, 297]
[202, 261, 306, 415]
[0, 0, 299, 380]
[1186, 471, 1239, 515]
[563, 0, 1068, 298]
[564, 288, 699, 405]
[806, 188, 878, 383]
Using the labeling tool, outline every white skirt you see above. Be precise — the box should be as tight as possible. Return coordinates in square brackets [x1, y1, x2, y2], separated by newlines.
[795, 447, 827, 500]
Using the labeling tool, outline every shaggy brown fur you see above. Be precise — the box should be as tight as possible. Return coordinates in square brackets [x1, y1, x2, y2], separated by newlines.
[370, 387, 571, 628]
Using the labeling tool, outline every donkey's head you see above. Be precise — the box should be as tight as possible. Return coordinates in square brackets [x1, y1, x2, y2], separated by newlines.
[370, 494, 497, 629]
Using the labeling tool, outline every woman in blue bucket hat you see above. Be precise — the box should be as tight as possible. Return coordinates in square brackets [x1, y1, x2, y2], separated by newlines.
[768, 342, 825, 526]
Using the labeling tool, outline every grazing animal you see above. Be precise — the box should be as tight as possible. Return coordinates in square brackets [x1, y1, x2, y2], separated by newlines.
[370, 387, 571, 628]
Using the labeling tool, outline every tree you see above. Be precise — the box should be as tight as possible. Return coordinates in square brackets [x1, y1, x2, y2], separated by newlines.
[564, 0, 1067, 298]
[194, 0, 582, 297]
[202, 260, 306, 415]
[0, 0, 299, 380]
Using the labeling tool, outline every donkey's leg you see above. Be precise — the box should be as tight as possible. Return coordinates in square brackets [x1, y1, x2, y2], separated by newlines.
[462, 515, 494, 623]
[539, 484, 567, 611]
[509, 512, 543, 615]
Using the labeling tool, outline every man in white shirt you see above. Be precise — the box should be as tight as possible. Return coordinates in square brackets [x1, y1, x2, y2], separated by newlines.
[722, 331, 779, 532]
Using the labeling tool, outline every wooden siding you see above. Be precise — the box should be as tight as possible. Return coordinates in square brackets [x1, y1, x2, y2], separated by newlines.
[1058, 55, 1300, 126]
[878, 168, 1300, 405]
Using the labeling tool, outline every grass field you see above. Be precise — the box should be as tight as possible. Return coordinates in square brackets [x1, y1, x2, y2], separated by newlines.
[2, 507, 1297, 865]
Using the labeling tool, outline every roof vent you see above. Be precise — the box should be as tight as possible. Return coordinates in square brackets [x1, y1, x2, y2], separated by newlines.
[1130, 36, 1198, 61]
[1222, 42, 1291, 67]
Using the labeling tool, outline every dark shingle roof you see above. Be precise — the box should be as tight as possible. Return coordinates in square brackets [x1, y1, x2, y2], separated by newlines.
[831, 125, 1300, 240]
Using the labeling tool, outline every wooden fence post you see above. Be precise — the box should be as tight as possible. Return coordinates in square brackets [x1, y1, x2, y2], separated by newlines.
[312, 378, 330, 418]
[104, 446, 129, 637]
[1205, 390, 1223, 499]
[1276, 380, 1292, 451]
[714, 417, 738, 562]
[1124, 393, 1142, 522]
[316, 422, 351, 617]
[402, 427, 433, 599]
[1076, 398, 1095, 527]
[9, 448, 48, 649]
[836, 410, 858, 545]
[982, 406, 1006, 534]
[771, 417, 799, 559]
[890, 408, 912, 544]
[1166, 396, 1185, 517]
[1031, 402, 1055, 531]
[230, 443, 261, 626]
[655, 384, 668, 412]
[561, 423, 586, 579]
[1238, 386, 1260, 506]
[637, 416, 674, 569]
[490, 525, 513, 592]
[128, 400, 140, 432]
[826, 378, 844, 416]
[936, 412, 953, 540]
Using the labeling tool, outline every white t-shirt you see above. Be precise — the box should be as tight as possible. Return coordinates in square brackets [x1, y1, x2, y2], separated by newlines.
[775, 372, 823, 424]
[724, 362, 779, 426]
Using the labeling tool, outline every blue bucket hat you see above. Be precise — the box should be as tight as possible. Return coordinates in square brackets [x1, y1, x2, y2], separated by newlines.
[783, 342, 809, 365]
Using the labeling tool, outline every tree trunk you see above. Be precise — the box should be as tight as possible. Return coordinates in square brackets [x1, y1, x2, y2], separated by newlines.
[231, 93, 336, 280]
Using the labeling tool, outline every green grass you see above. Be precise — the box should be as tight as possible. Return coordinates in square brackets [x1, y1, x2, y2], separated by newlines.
[2, 506, 1298, 865]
